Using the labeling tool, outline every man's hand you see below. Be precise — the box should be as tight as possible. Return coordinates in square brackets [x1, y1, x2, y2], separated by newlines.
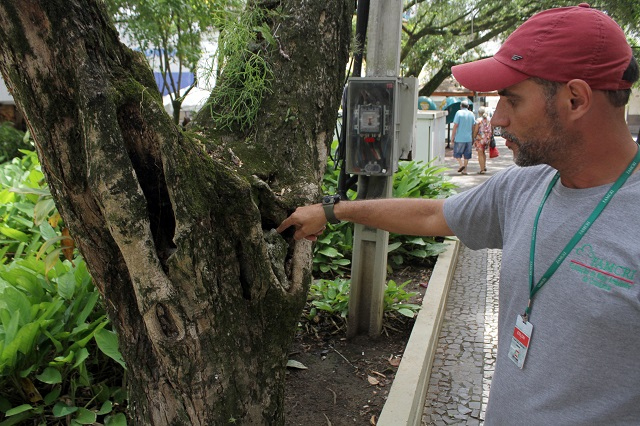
[277, 203, 327, 241]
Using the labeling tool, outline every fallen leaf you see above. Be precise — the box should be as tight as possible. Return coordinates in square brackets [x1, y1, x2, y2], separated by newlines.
[19, 378, 42, 403]
[370, 415, 377, 425]
[388, 357, 401, 367]
[286, 359, 308, 370]
[367, 375, 379, 385]
[371, 371, 386, 378]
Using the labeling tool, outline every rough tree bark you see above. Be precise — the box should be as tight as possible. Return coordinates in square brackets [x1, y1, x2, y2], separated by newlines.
[0, 0, 351, 424]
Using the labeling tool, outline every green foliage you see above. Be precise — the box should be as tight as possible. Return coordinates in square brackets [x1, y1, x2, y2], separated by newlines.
[307, 278, 351, 319]
[387, 236, 449, 270]
[0, 151, 127, 425]
[305, 278, 421, 330]
[382, 279, 421, 319]
[0, 150, 55, 264]
[205, 8, 277, 131]
[313, 222, 353, 277]
[305, 150, 454, 330]
[391, 160, 457, 199]
[105, 0, 240, 123]
[313, 156, 456, 278]
[0, 124, 30, 164]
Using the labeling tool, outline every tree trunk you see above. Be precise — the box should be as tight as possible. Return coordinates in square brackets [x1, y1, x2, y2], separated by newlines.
[0, 0, 351, 424]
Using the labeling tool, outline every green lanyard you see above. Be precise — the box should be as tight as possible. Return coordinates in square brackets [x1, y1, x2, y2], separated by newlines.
[525, 145, 640, 322]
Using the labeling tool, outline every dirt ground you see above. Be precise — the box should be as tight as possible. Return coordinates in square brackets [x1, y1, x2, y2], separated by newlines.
[284, 265, 432, 425]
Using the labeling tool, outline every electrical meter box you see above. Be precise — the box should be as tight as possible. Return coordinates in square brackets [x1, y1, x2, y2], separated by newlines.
[345, 77, 398, 176]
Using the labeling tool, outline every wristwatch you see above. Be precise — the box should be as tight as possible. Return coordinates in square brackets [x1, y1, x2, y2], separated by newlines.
[322, 194, 341, 224]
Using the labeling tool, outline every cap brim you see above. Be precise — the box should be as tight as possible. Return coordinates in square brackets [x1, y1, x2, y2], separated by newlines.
[452, 57, 530, 92]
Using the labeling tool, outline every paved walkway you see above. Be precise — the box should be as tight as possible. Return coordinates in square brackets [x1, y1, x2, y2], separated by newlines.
[420, 136, 512, 425]
[421, 248, 500, 425]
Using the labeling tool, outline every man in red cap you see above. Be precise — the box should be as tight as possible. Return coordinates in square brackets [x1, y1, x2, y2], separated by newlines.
[279, 5, 639, 423]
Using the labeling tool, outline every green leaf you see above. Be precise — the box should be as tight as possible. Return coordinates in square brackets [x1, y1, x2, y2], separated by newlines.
[0, 411, 35, 426]
[397, 308, 417, 318]
[0, 312, 21, 369]
[36, 367, 62, 384]
[0, 226, 29, 243]
[52, 402, 77, 417]
[5, 404, 33, 416]
[105, 413, 127, 426]
[56, 272, 76, 300]
[53, 351, 74, 365]
[94, 329, 126, 369]
[316, 247, 339, 258]
[74, 291, 99, 326]
[0, 286, 32, 325]
[96, 401, 113, 416]
[44, 387, 61, 405]
[33, 199, 56, 226]
[39, 222, 58, 240]
[15, 322, 40, 356]
[74, 408, 97, 424]
[387, 242, 402, 253]
[407, 249, 428, 258]
[73, 347, 90, 369]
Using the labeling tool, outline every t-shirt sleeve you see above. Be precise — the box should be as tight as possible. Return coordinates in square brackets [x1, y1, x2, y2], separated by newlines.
[443, 164, 554, 250]
[443, 177, 505, 250]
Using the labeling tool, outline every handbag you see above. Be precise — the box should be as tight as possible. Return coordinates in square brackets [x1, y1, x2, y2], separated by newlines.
[489, 145, 499, 158]
[489, 134, 496, 148]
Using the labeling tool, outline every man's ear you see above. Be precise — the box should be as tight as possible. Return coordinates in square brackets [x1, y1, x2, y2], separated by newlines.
[565, 79, 592, 119]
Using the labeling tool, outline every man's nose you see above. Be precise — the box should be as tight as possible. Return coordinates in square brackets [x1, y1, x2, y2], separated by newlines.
[491, 100, 508, 130]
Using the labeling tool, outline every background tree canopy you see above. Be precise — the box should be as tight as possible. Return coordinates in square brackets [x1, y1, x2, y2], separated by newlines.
[104, 0, 243, 123]
[401, 0, 640, 95]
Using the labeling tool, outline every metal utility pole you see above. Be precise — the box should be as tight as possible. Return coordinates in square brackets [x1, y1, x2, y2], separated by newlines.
[347, 0, 403, 338]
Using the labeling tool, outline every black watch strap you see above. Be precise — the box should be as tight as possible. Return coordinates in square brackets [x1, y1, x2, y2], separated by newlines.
[322, 195, 341, 224]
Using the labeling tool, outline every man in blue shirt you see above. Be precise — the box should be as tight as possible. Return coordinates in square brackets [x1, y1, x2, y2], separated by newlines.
[451, 100, 475, 174]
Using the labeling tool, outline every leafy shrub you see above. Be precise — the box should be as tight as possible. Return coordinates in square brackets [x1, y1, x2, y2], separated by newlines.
[304, 278, 422, 332]
[0, 124, 30, 163]
[313, 155, 457, 277]
[382, 279, 421, 318]
[0, 150, 57, 264]
[305, 148, 456, 330]
[0, 150, 127, 425]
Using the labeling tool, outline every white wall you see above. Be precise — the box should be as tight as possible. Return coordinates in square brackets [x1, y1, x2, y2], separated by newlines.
[0, 78, 14, 104]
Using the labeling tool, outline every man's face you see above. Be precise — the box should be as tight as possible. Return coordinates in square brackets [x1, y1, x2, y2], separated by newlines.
[492, 79, 576, 168]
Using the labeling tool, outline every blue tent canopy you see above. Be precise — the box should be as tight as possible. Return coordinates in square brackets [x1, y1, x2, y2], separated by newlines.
[442, 97, 473, 124]
[417, 96, 437, 110]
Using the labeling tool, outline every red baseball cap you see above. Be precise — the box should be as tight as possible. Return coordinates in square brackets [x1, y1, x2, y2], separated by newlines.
[451, 4, 633, 92]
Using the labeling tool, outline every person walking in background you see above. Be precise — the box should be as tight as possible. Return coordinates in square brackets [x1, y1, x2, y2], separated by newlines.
[279, 4, 640, 424]
[451, 99, 475, 174]
[473, 106, 492, 174]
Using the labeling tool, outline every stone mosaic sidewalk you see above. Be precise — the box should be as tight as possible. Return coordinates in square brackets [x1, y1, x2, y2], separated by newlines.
[421, 247, 501, 425]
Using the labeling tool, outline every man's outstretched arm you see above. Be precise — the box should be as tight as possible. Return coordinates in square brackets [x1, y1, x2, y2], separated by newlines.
[277, 198, 454, 241]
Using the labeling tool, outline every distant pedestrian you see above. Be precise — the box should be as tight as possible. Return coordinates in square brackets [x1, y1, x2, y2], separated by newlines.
[451, 99, 475, 174]
[473, 106, 492, 173]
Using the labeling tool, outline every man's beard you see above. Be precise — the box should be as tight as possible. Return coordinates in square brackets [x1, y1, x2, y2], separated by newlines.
[502, 109, 571, 167]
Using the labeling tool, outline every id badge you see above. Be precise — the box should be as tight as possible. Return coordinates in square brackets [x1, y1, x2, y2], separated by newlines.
[508, 315, 533, 369]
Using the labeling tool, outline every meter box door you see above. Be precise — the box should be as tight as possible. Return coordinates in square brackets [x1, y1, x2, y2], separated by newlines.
[345, 77, 398, 176]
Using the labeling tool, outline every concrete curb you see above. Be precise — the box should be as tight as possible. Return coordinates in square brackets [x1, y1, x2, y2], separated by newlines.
[378, 238, 460, 425]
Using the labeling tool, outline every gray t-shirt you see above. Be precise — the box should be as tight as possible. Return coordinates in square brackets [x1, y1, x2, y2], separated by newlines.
[443, 164, 640, 425]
